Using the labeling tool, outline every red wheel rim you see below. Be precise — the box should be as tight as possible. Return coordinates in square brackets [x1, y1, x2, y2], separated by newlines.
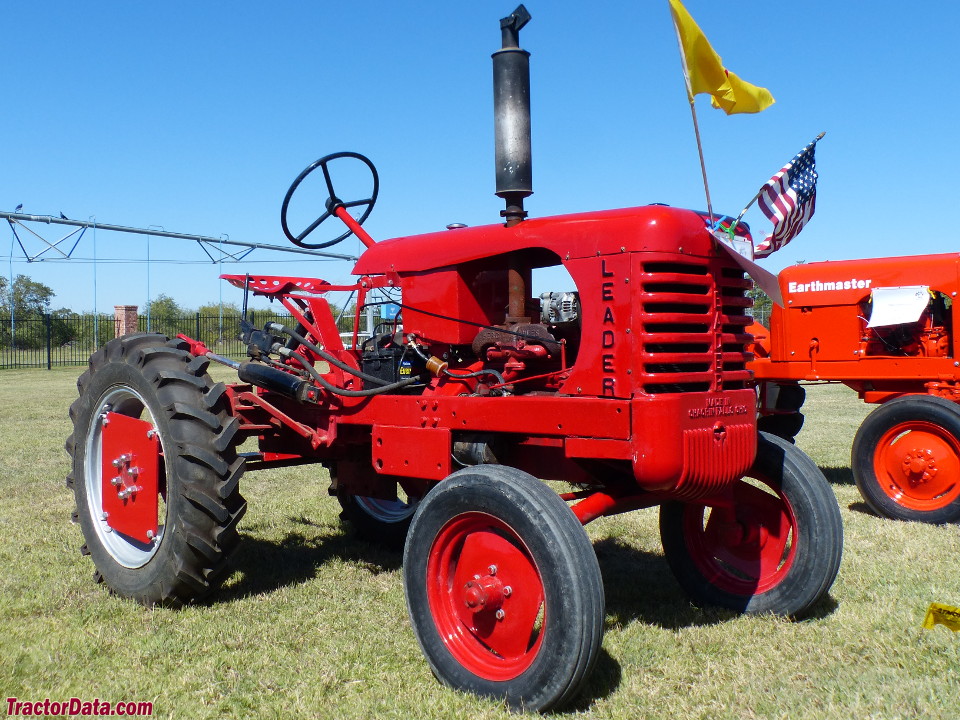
[873, 421, 960, 511]
[681, 478, 797, 596]
[425, 512, 545, 681]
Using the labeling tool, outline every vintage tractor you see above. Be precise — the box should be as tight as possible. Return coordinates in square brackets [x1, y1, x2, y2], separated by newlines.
[751, 255, 960, 525]
[66, 7, 842, 711]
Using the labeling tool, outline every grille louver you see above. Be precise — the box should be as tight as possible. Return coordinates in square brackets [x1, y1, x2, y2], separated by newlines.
[639, 260, 753, 394]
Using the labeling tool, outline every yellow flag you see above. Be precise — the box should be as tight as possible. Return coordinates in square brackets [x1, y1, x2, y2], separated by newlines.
[668, 0, 774, 115]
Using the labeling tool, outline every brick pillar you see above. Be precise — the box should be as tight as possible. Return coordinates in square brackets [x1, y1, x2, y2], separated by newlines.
[114, 305, 139, 337]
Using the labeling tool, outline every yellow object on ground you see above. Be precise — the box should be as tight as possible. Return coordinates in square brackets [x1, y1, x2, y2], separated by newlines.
[923, 602, 960, 632]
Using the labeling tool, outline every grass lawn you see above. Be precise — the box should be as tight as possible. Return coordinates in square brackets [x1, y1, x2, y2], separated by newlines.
[0, 367, 957, 719]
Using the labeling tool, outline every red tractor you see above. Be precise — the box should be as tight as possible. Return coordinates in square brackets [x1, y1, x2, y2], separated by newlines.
[751, 254, 960, 525]
[66, 7, 842, 712]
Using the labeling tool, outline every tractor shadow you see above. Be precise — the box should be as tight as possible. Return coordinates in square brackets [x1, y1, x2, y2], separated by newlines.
[205, 516, 839, 712]
[847, 501, 882, 518]
[819, 465, 856, 486]
[593, 537, 740, 632]
[212, 514, 402, 603]
[818, 465, 884, 518]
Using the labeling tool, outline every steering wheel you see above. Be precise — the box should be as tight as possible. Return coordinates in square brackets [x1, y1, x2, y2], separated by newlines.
[280, 152, 379, 249]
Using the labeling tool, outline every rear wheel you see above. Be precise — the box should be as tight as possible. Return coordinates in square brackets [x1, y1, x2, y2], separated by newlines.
[66, 333, 246, 606]
[337, 489, 420, 547]
[852, 395, 960, 523]
[402, 465, 604, 712]
[659, 432, 842, 618]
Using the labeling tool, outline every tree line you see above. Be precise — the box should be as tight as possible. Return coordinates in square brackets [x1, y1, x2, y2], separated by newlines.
[0, 275, 349, 352]
[0, 276, 279, 352]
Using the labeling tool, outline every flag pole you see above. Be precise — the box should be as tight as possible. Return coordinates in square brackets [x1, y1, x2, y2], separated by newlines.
[688, 99, 714, 227]
[670, 13, 714, 226]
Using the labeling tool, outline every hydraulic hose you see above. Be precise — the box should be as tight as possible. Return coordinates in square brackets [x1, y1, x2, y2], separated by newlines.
[267, 322, 393, 387]
[280, 347, 420, 397]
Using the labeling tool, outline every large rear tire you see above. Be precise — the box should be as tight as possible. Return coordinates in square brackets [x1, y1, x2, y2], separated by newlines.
[66, 333, 246, 606]
[659, 432, 842, 618]
[402, 465, 604, 712]
[852, 395, 960, 524]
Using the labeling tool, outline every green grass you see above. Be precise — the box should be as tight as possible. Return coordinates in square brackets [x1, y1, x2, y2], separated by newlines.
[0, 370, 957, 719]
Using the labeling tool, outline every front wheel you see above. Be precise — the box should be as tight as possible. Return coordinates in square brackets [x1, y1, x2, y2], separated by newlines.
[852, 395, 960, 524]
[402, 465, 604, 712]
[659, 432, 842, 618]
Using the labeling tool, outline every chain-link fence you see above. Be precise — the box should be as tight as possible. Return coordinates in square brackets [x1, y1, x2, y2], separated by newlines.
[751, 304, 771, 327]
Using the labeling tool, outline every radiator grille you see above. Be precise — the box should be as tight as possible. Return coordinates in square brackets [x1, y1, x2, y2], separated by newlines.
[639, 260, 753, 394]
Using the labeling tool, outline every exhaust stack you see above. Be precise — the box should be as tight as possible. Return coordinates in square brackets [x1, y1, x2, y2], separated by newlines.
[493, 5, 532, 226]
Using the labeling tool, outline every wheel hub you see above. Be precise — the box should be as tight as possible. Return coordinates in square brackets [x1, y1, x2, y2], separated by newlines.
[688, 480, 796, 595]
[901, 448, 938, 486]
[462, 570, 506, 614]
[874, 419, 960, 509]
[426, 514, 546, 680]
[100, 411, 160, 544]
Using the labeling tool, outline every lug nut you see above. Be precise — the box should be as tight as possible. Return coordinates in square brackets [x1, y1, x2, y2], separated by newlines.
[495, 609, 505, 621]
[487, 565, 498, 576]
[503, 586, 512, 597]
[146, 530, 155, 540]
[111, 476, 122, 486]
[100, 512, 109, 520]
[118, 485, 142, 500]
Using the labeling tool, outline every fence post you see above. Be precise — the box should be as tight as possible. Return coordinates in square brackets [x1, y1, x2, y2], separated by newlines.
[196, 313, 201, 342]
[45, 313, 52, 370]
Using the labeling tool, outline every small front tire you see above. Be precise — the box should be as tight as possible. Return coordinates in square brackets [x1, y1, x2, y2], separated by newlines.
[659, 432, 842, 618]
[403, 465, 604, 712]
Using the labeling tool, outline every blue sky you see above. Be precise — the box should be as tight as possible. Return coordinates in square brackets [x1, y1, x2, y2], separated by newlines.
[3, 1, 957, 313]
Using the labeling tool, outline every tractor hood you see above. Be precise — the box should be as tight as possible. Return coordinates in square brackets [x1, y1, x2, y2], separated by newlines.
[352, 205, 716, 275]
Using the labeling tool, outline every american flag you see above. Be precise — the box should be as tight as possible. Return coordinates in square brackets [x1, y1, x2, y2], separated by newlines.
[754, 135, 821, 258]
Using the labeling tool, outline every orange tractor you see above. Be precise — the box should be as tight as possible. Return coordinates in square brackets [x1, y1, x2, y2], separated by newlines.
[751, 255, 960, 524]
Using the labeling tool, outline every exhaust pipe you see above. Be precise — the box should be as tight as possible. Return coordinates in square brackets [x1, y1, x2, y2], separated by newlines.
[493, 4, 532, 227]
